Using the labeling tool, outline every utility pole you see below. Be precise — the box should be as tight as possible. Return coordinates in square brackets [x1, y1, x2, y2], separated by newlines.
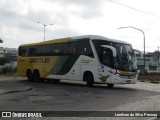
[37, 22, 53, 41]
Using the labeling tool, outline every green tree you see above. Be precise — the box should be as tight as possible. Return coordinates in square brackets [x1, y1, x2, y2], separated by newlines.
[0, 57, 10, 65]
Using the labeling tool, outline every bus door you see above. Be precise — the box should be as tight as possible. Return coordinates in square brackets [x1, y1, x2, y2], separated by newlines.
[98, 47, 113, 83]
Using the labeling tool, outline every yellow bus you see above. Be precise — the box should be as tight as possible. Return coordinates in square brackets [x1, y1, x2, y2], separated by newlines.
[17, 35, 138, 87]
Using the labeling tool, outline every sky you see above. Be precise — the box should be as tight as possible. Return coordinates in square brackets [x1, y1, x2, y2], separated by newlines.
[0, 0, 160, 52]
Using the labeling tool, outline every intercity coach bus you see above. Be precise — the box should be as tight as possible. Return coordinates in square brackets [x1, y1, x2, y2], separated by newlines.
[17, 35, 138, 87]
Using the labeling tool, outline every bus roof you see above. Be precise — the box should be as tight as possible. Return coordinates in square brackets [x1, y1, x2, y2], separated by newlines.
[19, 35, 131, 47]
[72, 35, 131, 45]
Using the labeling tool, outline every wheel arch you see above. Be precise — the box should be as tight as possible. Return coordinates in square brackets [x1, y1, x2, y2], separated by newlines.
[26, 68, 32, 77]
[33, 69, 41, 76]
[83, 70, 94, 81]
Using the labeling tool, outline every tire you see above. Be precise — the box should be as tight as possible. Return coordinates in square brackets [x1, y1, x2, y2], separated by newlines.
[26, 70, 33, 82]
[84, 72, 94, 87]
[107, 84, 114, 88]
[33, 70, 41, 82]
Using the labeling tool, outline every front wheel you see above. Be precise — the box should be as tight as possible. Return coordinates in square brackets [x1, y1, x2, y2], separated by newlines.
[85, 72, 94, 87]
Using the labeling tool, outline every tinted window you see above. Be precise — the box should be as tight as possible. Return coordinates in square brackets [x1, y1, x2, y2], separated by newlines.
[53, 43, 63, 55]
[92, 40, 113, 67]
[28, 47, 36, 56]
[19, 39, 94, 57]
[34, 44, 62, 56]
[64, 42, 77, 55]
[35, 45, 42, 56]
[19, 47, 28, 56]
[77, 40, 93, 57]
[40, 44, 52, 56]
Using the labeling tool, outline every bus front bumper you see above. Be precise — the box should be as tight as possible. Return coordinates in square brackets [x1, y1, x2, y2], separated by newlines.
[111, 74, 138, 84]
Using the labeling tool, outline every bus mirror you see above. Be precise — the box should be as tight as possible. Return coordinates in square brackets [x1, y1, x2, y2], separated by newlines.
[133, 49, 143, 59]
[101, 45, 117, 57]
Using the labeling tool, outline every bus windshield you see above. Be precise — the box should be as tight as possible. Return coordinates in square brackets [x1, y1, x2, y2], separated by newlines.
[92, 40, 137, 72]
[113, 43, 137, 72]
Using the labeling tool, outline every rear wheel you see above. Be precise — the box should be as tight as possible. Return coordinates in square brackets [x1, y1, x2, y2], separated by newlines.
[26, 70, 33, 82]
[33, 70, 41, 82]
[84, 72, 94, 87]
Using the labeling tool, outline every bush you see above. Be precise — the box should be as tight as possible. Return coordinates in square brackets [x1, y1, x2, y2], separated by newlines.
[0, 57, 9, 65]
[12, 67, 17, 73]
[1, 66, 16, 74]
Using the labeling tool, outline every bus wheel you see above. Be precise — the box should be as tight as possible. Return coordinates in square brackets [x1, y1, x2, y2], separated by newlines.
[26, 70, 33, 82]
[84, 72, 94, 87]
[33, 70, 40, 82]
[107, 84, 114, 88]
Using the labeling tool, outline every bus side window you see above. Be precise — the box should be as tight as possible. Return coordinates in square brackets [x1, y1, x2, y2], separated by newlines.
[19, 47, 23, 56]
[19, 47, 28, 57]
[63, 42, 77, 55]
[41, 44, 52, 56]
[77, 40, 94, 57]
[54, 43, 63, 55]
[28, 47, 36, 56]
[36, 45, 42, 56]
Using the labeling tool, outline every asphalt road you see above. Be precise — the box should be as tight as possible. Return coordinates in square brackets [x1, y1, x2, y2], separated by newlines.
[0, 78, 159, 111]
[0, 77, 160, 120]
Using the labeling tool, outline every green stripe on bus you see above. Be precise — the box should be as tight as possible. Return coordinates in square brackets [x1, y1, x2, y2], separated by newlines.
[50, 55, 79, 75]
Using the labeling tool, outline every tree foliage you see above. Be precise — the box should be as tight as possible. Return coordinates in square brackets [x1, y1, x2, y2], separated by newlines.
[0, 57, 10, 65]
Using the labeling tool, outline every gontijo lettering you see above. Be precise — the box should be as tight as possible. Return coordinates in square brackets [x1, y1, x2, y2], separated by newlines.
[30, 58, 50, 63]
